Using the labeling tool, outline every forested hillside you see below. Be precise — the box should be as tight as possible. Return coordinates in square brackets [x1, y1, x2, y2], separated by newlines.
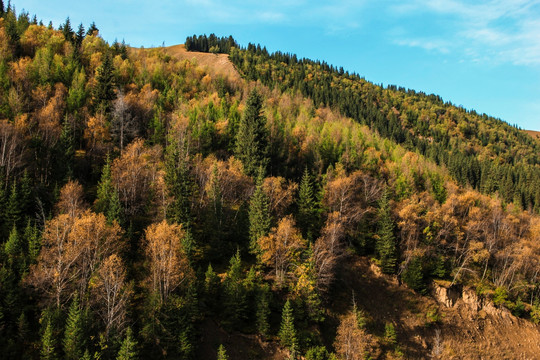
[0, 5, 539, 360]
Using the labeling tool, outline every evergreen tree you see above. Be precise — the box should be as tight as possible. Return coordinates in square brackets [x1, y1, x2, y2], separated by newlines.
[248, 168, 271, 256]
[4, 225, 21, 269]
[86, 21, 98, 36]
[376, 189, 397, 274]
[203, 263, 220, 313]
[0, 1, 4, 17]
[255, 283, 271, 337]
[279, 300, 298, 352]
[6, 182, 21, 228]
[165, 137, 193, 226]
[25, 220, 41, 263]
[61, 17, 74, 43]
[96, 155, 123, 224]
[93, 53, 116, 113]
[234, 89, 269, 176]
[41, 320, 56, 360]
[297, 167, 318, 241]
[222, 250, 247, 330]
[63, 294, 84, 360]
[75, 23, 85, 48]
[116, 327, 138, 360]
[217, 344, 228, 360]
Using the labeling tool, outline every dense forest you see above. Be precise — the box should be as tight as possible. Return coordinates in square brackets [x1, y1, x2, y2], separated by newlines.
[0, 5, 539, 360]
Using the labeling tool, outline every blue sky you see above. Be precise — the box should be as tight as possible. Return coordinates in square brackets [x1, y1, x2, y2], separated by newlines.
[13, 0, 540, 130]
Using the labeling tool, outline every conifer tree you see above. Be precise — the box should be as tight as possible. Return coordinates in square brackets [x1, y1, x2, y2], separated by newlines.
[93, 53, 116, 113]
[0, 1, 4, 17]
[222, 250, 247, 329]
[116, 327, 138, 360]
[25, 220, 41, 263]
[376, 189, 397, 274]
[63, 294, 84, 360]
[234, 89, 269, 176]
[61, 17, 74, 43]
[165, 137, 193, 226]
[6, 182, 21, 228]
[204, 263, 220, 312]
[248, 168, 271, 256]
[279, 300, 298, 352]
[75, 23, 85, 48]
[297, 167, 318, 241]
[217, 344, 228, 360]
[86, 22, 98, 36]
[41, 320, 56, 360]
[4, 225, 21, 268]
[256, 283, 271, 337]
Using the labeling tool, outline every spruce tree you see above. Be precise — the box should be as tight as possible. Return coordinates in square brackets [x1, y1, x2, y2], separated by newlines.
[116, 327, 138, 360]
[164, 137, 193, 226]
[4, 225, 21, 269]
[217, 344, 228, 360]
[0, 1, 4, 17]
[61, 17, 74, 43]
[376, 189, 397, 274]
[86, 22, 98, 36]
[93, 53, 116, 113]
[248, 168, 271, 256]
[63, 294, 84, 360]
[204, 264, 220, 313]
[297, 167, 318, 241]
[279, 300, 297, 352]
[234, 89, 269, 176]
[6, 182, 21, 228]
[25, 220, 41, 263]
[222, 250, 247, 330]
[41, 320, 56, 360]
[255, 284, 270, 337]
[75, 23, 85, 48]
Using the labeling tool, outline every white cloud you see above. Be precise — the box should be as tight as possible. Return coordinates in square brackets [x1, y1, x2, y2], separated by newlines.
[391, 0, 540, 66]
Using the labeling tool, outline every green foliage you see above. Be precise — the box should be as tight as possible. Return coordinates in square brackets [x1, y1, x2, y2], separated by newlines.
[222, 250, 247, 330]
[217, 344, 228, 360]
[165, 137, 194, 226]
[93, 53, 116, 113]
[493, 287, 508, 307]
[116, 327, 138, 360]
[402, 257, 427, 294]
[384, 322, 397, 347]
[279, 300, 298, 352]
[185, 34, 238, 54]
[297, 167, 318, 241]
[531, 302, 540, 324]
[63, 294, 84, 360]
[376, 189, 397, 274]
[248, 170, 271, 256]
[255, 283, 271, 337]
[235, 89, 269, 176]
[425, 306, 442, 327]
[41, 319, 57, 360]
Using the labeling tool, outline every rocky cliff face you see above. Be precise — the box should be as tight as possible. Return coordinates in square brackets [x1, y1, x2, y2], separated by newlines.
[432, 282, 540, 359]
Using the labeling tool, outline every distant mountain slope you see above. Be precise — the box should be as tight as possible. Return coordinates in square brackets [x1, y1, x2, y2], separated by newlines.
[223, 42, 540, 213]
[526, 130, 540, 140]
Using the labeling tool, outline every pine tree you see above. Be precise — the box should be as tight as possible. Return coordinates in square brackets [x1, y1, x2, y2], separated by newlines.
[248, 169, 271, 256]
[25, 220, 41, 263]
[204, 264, 220, 313]
[61, 17, 74, 43]
[75, 23, 85, 48]
[165, 137, 193, 226]
[86, 21, 98, 36]
[0, 0, 4, 17]
[6, 182, 21, 228]
[376, 189, 397, 274]
[63, 294, 84, 360]
[222, 250, 247, 330]
[234, 89, 269, 176]
[96, 155, 123, 224]
[116, 327, 138, 360]
[297, 167, 318, 241]
[4, 225, 21, 269]
[41, 320, 56, 360]
[255, 284, 270, 337]
[93, 53, 116, 113]
[217, 344, 228, 360]
[279, 300, 297, 352]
